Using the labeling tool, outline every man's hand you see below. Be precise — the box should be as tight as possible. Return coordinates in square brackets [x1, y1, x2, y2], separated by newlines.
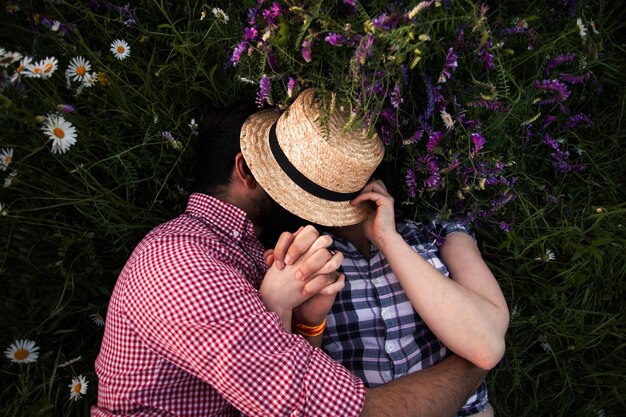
[259, 226, 344, 331]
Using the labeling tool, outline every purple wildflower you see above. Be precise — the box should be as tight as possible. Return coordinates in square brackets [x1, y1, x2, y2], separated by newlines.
[476, 40, 496, 71]
[559, 71, 593, 85]
[231, 42, 248, 66]
[40, 16, 72, 34]
[301, 40, 313, 63]
[243, 26, 259, 42]
[454, 27, 465, 49]
[535, 79, 571, 105]
[406, 168, 418, 198]
[325, 33, 348, 47]
[438, 47, 458, 83]
[471, 133, 487, 156]
[56, 104, 75, 113]
[544, 53, 575, 75]
[426, 131, 444, 153]
[256, 75, 273, 107]
[343, 0, 356, 13]
[543, 133, 585, 172]
[565, 113, 593, 129]
[379, 125, 394, 145]
[380, 107, 397, 126]
[390, 84, 403, 109]
[419, 154, 441, 189]
[542, 115, 558, 129]
[372, 12, 400, 31]
[287, 77, 297, 98]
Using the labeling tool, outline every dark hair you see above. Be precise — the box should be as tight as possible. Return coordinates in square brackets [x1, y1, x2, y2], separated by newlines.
[192, 101, 258, 196]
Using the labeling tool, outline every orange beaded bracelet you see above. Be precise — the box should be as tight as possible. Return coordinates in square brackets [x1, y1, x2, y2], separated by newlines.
[293, 319, 327, 337]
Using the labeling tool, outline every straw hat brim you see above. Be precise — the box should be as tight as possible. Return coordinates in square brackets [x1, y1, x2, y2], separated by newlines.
[240, 109, 373, 227]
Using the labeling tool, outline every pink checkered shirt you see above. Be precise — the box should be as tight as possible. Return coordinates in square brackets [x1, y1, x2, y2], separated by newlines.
[92, 193, 365, 417]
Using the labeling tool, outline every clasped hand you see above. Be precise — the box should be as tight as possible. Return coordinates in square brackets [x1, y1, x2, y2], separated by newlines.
[259, 225, 345, 329]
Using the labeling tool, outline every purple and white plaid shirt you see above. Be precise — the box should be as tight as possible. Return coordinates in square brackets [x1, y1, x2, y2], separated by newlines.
[323, 219, 488, 417]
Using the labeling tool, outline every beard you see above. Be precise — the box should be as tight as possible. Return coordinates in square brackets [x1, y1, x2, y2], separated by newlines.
[256, 196, 307, 248]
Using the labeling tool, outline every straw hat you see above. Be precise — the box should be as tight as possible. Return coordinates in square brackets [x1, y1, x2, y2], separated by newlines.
[240, 88, 384, 227]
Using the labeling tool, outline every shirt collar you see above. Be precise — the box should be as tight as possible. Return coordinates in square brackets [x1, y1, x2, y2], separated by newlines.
[184, 192, 254, 242]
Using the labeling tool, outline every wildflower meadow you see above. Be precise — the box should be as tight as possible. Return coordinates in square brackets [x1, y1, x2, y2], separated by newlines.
[1, 1, 624, 416]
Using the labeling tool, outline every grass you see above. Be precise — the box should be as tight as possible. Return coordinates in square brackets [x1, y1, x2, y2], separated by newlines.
[0, 1, 624, 416]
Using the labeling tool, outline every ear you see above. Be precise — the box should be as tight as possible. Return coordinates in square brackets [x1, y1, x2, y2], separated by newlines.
[233, 152, 258, 190]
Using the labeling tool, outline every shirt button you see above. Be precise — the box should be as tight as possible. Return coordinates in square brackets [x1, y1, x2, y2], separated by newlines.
[371, 278, 379, 285]
[386, 343, 395, 353]
[381, 308, 390, 319]
[232, 230, 240, 238]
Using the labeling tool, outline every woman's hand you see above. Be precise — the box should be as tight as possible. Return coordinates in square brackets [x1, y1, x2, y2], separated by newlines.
[350, 179, 400, 247]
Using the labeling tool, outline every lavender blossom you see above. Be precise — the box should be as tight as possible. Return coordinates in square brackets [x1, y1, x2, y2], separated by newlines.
[438, 47, 458, 83]
[419, 154, 441, 190]
[243, 27, 259, 42]
[325, 33, 348, 47]
[256, 75, 273, 107]
[287, 77, 297, 98]
[390, 84, 403, 109]
[423, 74, 435, 118]
[372, 12, 400, 31]
[559, 71, 593, 85]
[231, 42, 248, 66]
[476, 40, 496, 71]
[301, 40, 313, 63]
[544, 53, 575, 75]
[565, 113, 593, 129]
[535, 79, 571, 105]
[56, 104, 75, 113]
[426, 131, 444, 153]
[471, 133, 487, 156]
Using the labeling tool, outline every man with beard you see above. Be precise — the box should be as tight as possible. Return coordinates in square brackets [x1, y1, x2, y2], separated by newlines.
[93, 96, 489, 417]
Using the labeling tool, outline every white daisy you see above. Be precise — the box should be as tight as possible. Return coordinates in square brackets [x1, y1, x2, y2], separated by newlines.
[0, 50, 22, 67]
[534, 249, 556, 262]
[50, 20, 61, 32]
[82, 71, 98, 87]
[4, 339, 40, 363]
[90, 312, 105, 327]
[200, 11, 206, 20]
[440, 110, 454, 130]
[65, 56, 91, 82]
[212, 7, 229, 24]
[188, 118, 198, 134]
[41, 57, 58, 79]
[0, 148, 13, 170]
[110, 39, 131, 60]
[11, 56, 32, 82]
[576, 18, 588, 39]
[3, 171, 17, 188]
[41, 114, 77, 154]
[68, 375, 88, 401]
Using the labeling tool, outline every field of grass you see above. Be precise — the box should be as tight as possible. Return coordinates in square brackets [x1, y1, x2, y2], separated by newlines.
[1, 1, 624, 416]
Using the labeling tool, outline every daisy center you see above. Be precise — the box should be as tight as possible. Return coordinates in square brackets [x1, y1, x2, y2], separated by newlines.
[76, 66, 86, 76]
[3, 156, 11, 164]
[33, 68, 41, 74]
[73, 383, 82, 393]
[53, 127, 65, 139]
[14, 349, 29, 360]
[117, 46, 125, 54]
[44, 63, 53, 73]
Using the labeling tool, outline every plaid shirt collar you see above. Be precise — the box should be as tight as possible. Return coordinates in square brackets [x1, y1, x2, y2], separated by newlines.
[185, 192, 255, 243]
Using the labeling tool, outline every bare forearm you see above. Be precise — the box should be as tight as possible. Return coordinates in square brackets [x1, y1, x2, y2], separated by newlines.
[377, 233, 507, 368]
[361, 354, 487, 417]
